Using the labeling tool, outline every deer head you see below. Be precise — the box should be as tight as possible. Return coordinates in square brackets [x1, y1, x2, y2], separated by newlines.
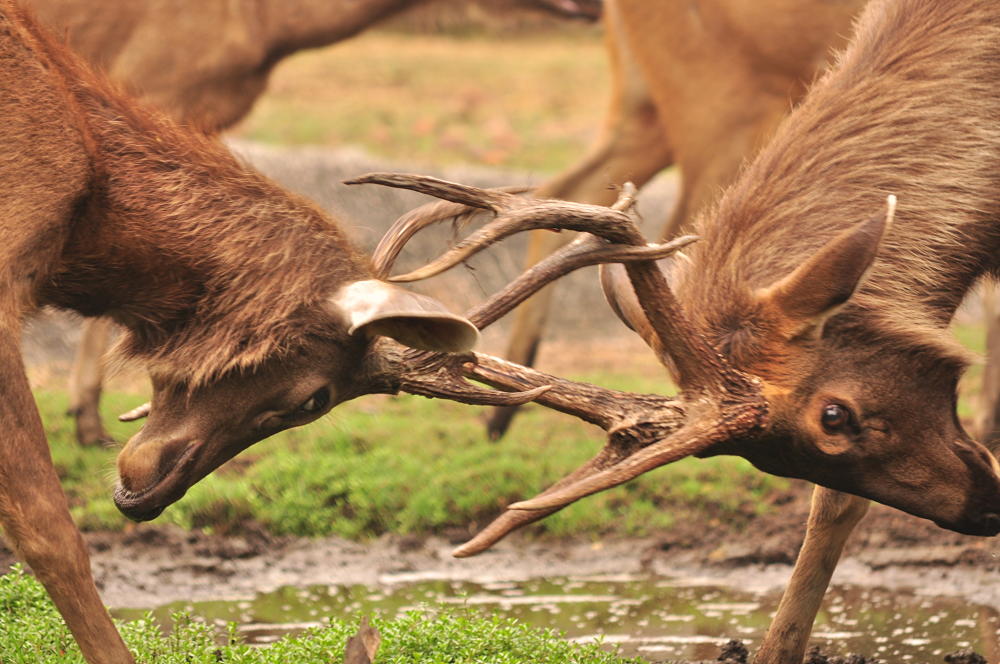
[113, 279, 481, 521]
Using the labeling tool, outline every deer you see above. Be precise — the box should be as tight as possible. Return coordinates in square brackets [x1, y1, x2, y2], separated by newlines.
[21, 0, 600, 446]
[0, 2, 646, 662]
[346, 0, 1000, 659]
[487, 0, 869, 439]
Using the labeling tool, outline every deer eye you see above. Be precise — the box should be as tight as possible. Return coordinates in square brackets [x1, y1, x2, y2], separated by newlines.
[820, 403, 854, 434]
[293, 387, 330, 416]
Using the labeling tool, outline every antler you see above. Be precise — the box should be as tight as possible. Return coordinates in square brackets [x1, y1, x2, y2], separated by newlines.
[349, 174, 769, 557]
[347, 174, 697, 334]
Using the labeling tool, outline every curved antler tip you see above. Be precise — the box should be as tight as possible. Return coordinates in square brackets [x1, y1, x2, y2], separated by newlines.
[506, 497, 551, 511]
[342, 172, 395, 186]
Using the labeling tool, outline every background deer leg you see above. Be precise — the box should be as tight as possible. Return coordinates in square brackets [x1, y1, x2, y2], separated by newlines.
[68, 317, 115, 446]
[0, 331, 134, 664]
[486, 36, 672, 439]
[976, 281, 1000, 453]
[753, 486, 870, 664]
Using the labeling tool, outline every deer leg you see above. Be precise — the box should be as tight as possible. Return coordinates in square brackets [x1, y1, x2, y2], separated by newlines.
[0, 332, 134, 663]
[753, 486, 869, 664]
[486, 67, 672, 440]
[68, 317, 115, 446]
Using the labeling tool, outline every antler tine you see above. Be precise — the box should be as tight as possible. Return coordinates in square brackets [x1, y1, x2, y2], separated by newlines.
[467, 234, 699, 329]
[454, 441, 634, 558]
[453, 408, 757, 557]
[369, 185, 531, 280]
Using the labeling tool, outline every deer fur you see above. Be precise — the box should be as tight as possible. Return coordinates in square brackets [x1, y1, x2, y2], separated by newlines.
[0, 3, 482, 661]
[28, 0, 596, 131]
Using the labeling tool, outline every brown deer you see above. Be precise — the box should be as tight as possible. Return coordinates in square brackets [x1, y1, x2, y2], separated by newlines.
[355, 0, 1000, 659]
[0, 2, 632, 661]
[488, 0, 868, 438]
[21, 0, 599, 446]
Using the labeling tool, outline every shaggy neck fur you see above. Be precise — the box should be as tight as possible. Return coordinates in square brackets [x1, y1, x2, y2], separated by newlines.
[677, 0, 1000, 368]
[27, 9, 371, 384]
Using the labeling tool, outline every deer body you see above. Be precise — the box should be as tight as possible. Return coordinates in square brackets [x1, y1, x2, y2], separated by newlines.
[491, 0, 867, 437]
[611, 0, 1000, 659]
[0, 3, 486, 660]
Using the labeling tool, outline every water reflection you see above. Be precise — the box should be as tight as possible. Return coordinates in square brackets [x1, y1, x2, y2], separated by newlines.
[114, 576, 1000, 659]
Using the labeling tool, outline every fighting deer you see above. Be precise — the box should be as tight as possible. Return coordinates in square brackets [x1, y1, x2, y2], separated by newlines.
[0, 2, 635, 662]
[22, 0, 600, 446]
[353, 0, 1000, 659]
[489, 0, 868, 438]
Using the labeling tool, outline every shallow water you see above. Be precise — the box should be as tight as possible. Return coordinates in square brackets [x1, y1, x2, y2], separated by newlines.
[114, 574, 1000, 661]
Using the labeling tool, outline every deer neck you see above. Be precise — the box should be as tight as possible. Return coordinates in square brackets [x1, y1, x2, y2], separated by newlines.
[676, 0, 1000, 342]
[259, 0, 417, 58]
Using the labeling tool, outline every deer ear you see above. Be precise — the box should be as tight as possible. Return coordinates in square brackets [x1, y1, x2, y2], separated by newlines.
[330, 280, 480, 352]
[757, 199, 893, 338]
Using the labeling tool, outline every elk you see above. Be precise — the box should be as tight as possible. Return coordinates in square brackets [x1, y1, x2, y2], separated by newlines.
[488, 0, 868, 438]
[0, 2, 635, 662]
[21, 0, 600, 446]
[353, 0, 1000, 659]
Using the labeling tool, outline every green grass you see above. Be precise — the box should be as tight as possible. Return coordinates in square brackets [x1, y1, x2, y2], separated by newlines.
[232, 28, 607, 173]
[35, 370, 789, 540]
[0, 565, 645, 664]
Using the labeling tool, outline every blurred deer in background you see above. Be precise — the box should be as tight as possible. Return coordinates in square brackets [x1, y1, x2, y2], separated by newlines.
[1, 2, 635, 661]
[22, 0, 600, 445]
[488, 0, 868, 438]
[358, 0, 1000, 659]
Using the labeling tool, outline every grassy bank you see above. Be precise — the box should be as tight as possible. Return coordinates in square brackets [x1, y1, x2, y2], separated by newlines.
[37, 367, 789, 541]
[232, 28, 607, 173]
[0, 565, 644, 663]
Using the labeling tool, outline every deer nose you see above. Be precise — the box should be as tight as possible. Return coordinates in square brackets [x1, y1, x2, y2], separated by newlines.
[116, 436, 191, 494]
[982, 512, 1000, 536]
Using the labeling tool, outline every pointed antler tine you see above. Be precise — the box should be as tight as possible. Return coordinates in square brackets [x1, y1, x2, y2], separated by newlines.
[453, 506, 562, 557]
[344, 173, 519, 212]
[508, 426, 714, 511]
[466, 234, 699, 329]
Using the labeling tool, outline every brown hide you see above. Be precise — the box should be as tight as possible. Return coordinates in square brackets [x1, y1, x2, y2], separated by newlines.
[26, 0, 598, 132]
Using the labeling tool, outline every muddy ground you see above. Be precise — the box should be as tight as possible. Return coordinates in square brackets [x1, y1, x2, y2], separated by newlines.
[62, 494, 998, 612]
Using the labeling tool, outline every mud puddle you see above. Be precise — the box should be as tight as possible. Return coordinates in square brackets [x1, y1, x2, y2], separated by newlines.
[112, 574, 1000, 661]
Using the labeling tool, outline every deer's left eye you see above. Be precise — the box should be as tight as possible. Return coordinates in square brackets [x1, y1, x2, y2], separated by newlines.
[294, 387, 330, 416]
[820, 403, 855, 434]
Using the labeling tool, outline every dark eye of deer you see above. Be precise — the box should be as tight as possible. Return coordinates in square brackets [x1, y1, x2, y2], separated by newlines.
[294, 387, 330, 416]
[820, 403, 851, 433]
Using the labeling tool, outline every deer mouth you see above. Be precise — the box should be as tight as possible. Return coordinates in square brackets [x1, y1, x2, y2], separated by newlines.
[113, 440, 203, 521]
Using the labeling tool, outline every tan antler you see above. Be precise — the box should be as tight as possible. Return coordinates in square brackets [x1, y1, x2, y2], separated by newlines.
[349, 174, 769, 556]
